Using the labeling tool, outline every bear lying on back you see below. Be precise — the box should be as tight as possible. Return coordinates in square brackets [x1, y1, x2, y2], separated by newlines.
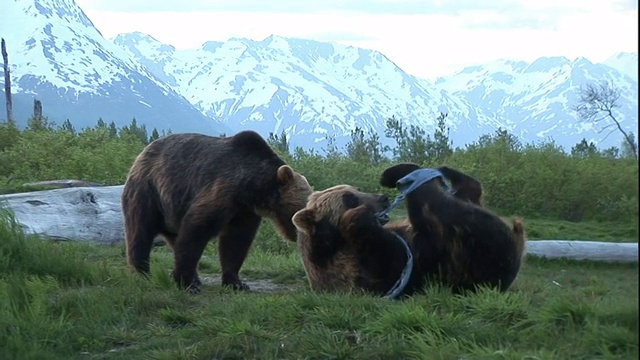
[292, 164, 526, 297]
[122, 130, 312, 293]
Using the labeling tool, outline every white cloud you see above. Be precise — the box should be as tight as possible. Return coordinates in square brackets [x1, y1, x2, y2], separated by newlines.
[76, 0, 639, 79]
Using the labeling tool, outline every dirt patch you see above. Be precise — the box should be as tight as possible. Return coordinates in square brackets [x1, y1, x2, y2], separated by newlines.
[200, 276, 296, 293]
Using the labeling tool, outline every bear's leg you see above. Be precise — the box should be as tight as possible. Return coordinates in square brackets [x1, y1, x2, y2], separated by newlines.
[218, 211, 262, 290]
[123, 193, 162, 275]
[161, 232, 204, 288]
[171, 203, 233, 293]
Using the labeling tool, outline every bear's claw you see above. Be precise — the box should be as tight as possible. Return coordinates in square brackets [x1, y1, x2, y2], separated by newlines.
[223, 280, 250, 291]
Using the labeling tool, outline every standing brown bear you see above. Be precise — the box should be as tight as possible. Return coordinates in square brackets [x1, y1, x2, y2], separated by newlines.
[292, 164, 526, 297]
[122, 130, 312, 293]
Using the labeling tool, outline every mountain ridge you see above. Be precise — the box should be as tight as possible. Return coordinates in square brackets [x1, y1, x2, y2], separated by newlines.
[1, 0, 230, 135]
[1, 0, 637, 151]
[113, 31, 638, 149]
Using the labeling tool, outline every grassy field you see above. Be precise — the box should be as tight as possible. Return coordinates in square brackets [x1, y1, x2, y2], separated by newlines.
[0, 210, 638, 360]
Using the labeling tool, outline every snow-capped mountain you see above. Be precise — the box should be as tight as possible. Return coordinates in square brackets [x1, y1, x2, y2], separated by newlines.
[1, 0, 637, 152]
[114, 31, 638, 150]
[603, 52, 638, 81]
[434, 56, 638, 148]
[0, 0, 229, 135]
[112, 32, 496, 148]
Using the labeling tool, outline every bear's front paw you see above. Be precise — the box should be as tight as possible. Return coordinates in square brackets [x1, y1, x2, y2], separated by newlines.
[173, 271, 202, 294]
[340, 205, 378, 236]
[222, 274, 251, 291]
[223, 280, 250, 291]
[185, 283, 202, 294]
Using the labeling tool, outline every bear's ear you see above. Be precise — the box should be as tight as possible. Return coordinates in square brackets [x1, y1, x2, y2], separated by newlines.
[292, 208, 316, 236]
[342, 192, 360, 209]
[277, 165, 295, 185]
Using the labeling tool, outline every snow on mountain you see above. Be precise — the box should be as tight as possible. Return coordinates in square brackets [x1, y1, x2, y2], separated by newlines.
[114, 31, 638, 150]
[2, 0, 636, 151]
[0, 0, 229, 135]
[434, 56, 638, 148]
[602, 52, 638, 81]
[112, 32, 493, 148]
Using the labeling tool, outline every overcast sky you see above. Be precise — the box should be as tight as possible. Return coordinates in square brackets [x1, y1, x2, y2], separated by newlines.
[75, 0, 639, 79]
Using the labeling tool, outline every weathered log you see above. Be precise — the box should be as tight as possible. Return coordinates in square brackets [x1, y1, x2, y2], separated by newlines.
[0, 186, 637, 262]
[526, 240, 638, 263]
[0, 186, 124, 245]
[22, 179, 104, 189]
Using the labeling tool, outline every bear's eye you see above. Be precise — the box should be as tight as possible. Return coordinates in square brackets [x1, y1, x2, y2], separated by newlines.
[342, 192, 360, 208]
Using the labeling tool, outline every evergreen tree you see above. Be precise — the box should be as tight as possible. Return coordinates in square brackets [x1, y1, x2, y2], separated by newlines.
[570, 138, 599, 158]
[148, 128, 161, 143]
[346, 126, 385, 164]
[27, 115, 52, 132]
[600, 146, 620, 159]
[323, 133, 342, 160]
[60, 119, 76, 135]
[96, 118, 107, 129]
[108, 121, 118, 138]
[120, 117, 149, 144]
[431, 112, 453, 163]
[267, 130, 290, 155]
[384, 116, 432, 165]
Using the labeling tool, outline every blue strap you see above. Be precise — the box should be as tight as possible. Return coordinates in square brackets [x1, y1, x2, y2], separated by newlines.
[383, 233, 414, 299]
[397, 168, 445, 195]
[376, 168, 448, 222]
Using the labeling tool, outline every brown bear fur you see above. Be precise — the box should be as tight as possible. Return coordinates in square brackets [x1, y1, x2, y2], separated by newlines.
[121, 130, 312, 293]
[292, 164, 526, 297]
[293, 185, 392, 293]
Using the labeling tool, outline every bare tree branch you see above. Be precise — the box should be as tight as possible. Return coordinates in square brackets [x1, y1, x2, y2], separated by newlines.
[574, 81, 637, 160]
[603, 127, 619, 142]
[597, 123, 616, 134]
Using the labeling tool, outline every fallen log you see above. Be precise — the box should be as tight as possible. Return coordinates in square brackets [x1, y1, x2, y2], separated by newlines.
[0, 186, 637, 262]
[22, 179, 104, 189]
[526, 240, 638, 263]
[0, 185, 124, 246]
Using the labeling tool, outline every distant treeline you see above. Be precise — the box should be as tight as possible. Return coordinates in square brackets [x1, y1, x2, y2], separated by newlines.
[0, 114, 637, 223]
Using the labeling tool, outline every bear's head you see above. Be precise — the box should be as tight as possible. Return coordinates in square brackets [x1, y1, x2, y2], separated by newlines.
[268, 164, 313, 242]
[292, 185, 391, 292]
[292, 185, 390, 236]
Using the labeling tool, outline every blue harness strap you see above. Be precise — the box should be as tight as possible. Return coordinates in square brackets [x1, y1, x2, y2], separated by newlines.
[377, 168, 452, 299]
[383, 233, 414, 299]
[376, 168, 450, 223]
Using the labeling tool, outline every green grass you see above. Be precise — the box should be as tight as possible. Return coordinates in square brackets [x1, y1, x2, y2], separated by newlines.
[523, 218, 639, 242]
[0, 209, 638, 360]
